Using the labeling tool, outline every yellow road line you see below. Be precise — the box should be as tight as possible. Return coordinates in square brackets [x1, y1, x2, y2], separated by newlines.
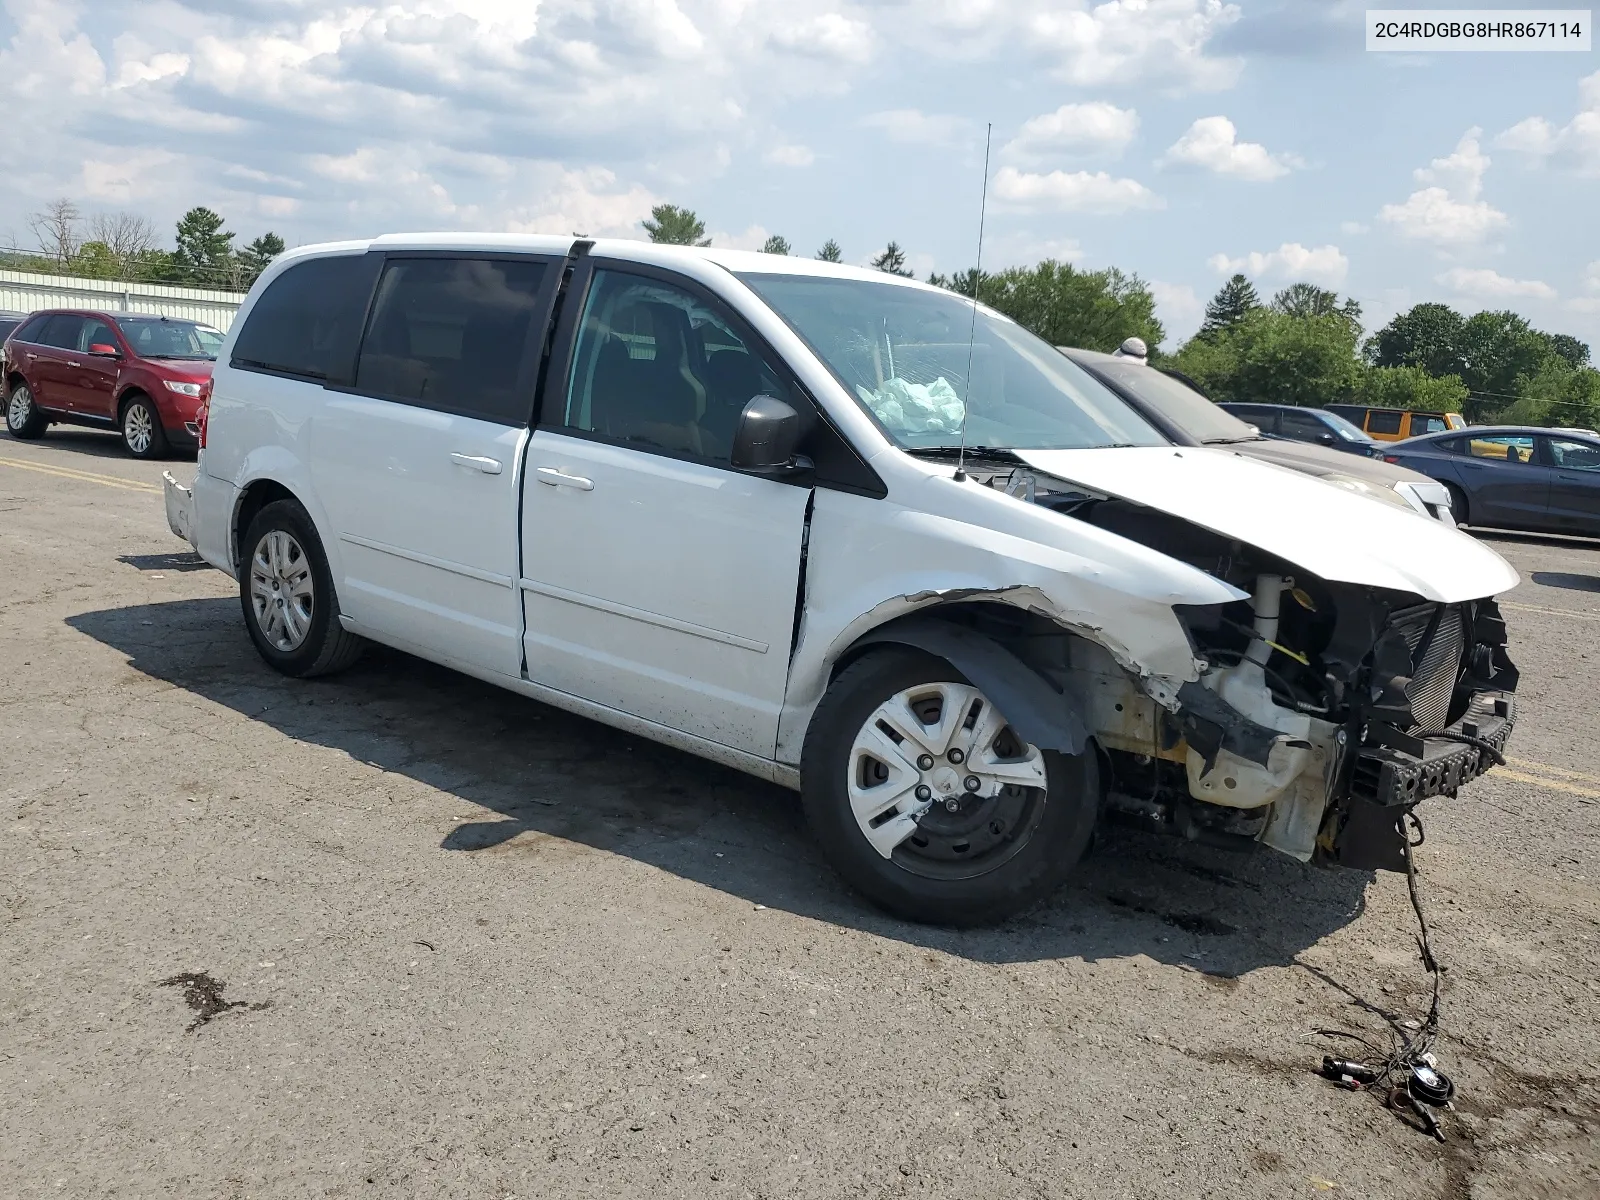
[1501, 600, 1600, 622]
[1492, 767, 1600, 802]
[0, 455, 160, 494]
[1505, 756, 1600, 785]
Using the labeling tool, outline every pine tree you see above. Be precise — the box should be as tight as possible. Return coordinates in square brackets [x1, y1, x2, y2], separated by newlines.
[760, 235, 791, 256]
[871, 241, 913, 277]
[641, 204, 710, 246]
[172, 207, 234, 284]
[237, 233, 287, 287]
[815, 238, 843, 263]
[1200, 273, 1259, 338]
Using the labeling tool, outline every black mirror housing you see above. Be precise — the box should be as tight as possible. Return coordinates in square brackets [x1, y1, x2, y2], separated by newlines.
[730, 395, 808, 475]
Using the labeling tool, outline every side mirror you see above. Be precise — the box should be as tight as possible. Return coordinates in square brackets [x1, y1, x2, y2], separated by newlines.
[730, 395, 810, 475]
[89, 343, 120, 357]
[1317, 432, 1336, 445]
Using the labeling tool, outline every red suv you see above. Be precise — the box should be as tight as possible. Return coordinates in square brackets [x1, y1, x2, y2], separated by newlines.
[2, 309, 222, 458]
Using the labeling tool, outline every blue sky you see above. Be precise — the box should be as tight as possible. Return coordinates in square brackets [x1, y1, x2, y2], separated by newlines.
[1, 0, 1595, 348]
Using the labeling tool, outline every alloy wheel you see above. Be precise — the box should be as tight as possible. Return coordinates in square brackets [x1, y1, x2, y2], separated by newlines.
[124, 403, 153, 454]
[847, 681, 1048, 878]
[249, 530, 315, 651]
[6, 388, 30, 431]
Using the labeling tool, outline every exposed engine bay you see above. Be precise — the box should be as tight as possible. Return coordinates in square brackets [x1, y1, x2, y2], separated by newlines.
[948, 458, 1520, 872]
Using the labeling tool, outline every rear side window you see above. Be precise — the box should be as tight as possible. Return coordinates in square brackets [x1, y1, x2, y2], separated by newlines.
[1416, 414, 1447, 434]
[1366, 410, 1404, 435]
[355, 257, 548, 424]
[38, 315, 86, 349]
[232, 255, 376, 382]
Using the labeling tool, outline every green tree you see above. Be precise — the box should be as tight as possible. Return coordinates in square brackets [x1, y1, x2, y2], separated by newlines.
[171, 206, 235, 284]
[815, 239, 843, 263]
[1496, 357, 1600, 429]
[71, 241, 121, 279]
[641, 204, 710, 246]
[1356, 365, 1470, 412]
[236, 232, 286, 287]
[977, 261, 1164, 352]
[1271, 282, 1362, 331]
[1172, 309, 1360, 408]
[1549, 333, 1591, 369]
[1455, 310, 1553, 417]
[870, 241, 913, 276]
[1365, 302, 1466, 377]
[760, 235, 791, 256]
[1199, 274, 1259, 339]
[928, 267, 986, 298]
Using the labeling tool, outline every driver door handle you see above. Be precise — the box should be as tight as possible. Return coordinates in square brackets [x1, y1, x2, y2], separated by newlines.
[67, 361, 81, 368]
[535, 467, 594, 491]
[449, 453, 503, 475]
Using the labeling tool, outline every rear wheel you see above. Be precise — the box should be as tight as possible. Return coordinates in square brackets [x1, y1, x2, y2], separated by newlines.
[240, 499, 365, 678]
[5, 383, 47, 439]
[1444, 482, 1469, 525]
[801, 648, 1099, 926]
[120, 394, 169, 459]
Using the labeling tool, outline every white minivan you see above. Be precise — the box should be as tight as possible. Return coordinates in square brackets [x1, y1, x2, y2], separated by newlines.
[165, 235, 1521, 924]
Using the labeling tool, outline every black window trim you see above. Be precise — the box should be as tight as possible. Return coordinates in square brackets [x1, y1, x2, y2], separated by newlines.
[324, 248, 567, 428]
[540, 256, 885, 498]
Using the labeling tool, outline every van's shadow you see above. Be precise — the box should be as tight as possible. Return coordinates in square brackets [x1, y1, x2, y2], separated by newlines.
[68, 597, 1374, 974]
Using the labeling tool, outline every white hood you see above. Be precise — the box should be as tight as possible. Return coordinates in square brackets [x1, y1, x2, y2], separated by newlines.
[1017, 446, 1519, 604]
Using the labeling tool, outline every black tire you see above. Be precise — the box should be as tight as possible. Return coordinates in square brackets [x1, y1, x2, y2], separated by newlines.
[240, 499, 365, 678]
[800, 647, 1100, 927]
[1443, 482, 1469, 526]
[5, 382, 48, 439]
[119, 393, 169, 459]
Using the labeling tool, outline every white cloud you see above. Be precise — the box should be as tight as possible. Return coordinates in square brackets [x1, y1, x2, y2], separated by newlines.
[1149, 280, 1203, 343]
[1208, 242, 1349, 286]
[1376, 129, 1508, 247]
[992, 166, 1162, 214]
[500, 167, 659, 238]
[763, 143, 815, 167]
[1585, 261, 1600, 291]
[1003, 102, 1139, 159]
[861, 109, 970, 145]
[707, 224, 775, 251]
[1026, 0, 1244, 90]
[1437, 267, 1556, 301]
[1494, 70, 1600, 176]
[770, 13, 873, 64]
[1160, 115, 1297, 181]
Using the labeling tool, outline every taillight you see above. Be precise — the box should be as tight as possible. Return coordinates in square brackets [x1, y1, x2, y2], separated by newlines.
[196, 378, 213, 450]
[1383, 454, 1400, 464]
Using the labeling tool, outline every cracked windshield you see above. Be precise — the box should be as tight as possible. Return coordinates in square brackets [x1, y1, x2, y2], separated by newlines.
[739, 273, 1164, 452]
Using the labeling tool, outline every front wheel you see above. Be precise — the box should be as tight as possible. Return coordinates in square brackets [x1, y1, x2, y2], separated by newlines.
[120, 394, 169, 459]
[239, 499, 365, 677]
[5, 383, 48, 439]
[800, 648, 1099, 926]
[1444, 482, 1469, 526]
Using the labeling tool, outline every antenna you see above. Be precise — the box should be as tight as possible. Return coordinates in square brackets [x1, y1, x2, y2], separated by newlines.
[953, 122, 992, 484]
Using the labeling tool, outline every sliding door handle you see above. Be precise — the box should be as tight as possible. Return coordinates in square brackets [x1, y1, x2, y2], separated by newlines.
[535, 467, 594, 491]
[450, 453, 503, 475]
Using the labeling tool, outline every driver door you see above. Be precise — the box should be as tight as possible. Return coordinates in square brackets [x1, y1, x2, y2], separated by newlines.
[518, 262, 811, 758]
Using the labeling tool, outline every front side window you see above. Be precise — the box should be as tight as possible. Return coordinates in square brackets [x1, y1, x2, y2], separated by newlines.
[738, 273, 1163, 452]
[1417, 415, 1448, 435]
[1277, 408, 1332, 439]
[356, 257, 547, 423]
[119, 318, 222, 360]
[79, 319, 119, 353]
[1544, 437, 1600, 471]
[1466, 435, 1535, 462]
[560, 268, 794, 463]
[232, 255, 374, 381]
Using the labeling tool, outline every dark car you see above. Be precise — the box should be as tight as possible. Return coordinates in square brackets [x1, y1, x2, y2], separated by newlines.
[1059, 348, 1456, 521]
[1216, 402, 1380, 457]
[0, 311, 30, 343]
[1382, 426, 1600, 536]
[2, 309, 221, 458]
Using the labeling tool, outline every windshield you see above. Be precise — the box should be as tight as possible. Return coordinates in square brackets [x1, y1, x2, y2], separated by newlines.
[1323, 411, 1374, 442]
[738, 273, 1165, 452]
[119, 318, 223, 360]
[1084, 359, 1257, 444]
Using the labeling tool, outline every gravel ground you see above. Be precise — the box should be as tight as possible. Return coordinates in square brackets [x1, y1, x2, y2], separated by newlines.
[2, 430, 1598, 1200]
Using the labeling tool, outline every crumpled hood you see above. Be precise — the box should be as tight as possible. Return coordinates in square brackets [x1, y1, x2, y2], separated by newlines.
[1016, 446, 1519, 603]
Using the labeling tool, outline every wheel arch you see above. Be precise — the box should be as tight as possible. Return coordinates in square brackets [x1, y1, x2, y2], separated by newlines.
[232, 478, 304, 570]
[115, 385, 153, 419]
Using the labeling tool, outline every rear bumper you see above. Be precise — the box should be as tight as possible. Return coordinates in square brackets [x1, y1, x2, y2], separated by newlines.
[162, 471, 195, 547]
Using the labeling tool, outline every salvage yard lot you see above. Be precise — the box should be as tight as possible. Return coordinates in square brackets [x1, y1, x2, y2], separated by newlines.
[2, 431, 1598, 1199]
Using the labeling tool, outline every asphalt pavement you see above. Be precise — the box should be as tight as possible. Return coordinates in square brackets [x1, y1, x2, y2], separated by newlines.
[2, 429, 1597, 1199]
